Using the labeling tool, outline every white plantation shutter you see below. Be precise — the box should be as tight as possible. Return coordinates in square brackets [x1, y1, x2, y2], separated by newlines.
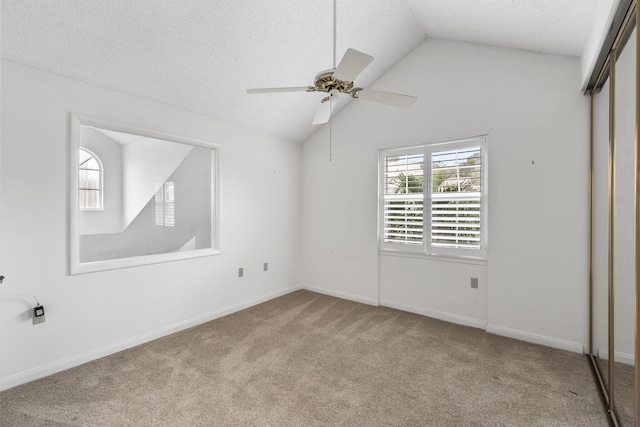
[164, 182, 175, 227]
[155, 182, 175, 227]
[384, 193, 423, 244]
[382, 151, 424, 249]
[431, 193, 481, 248]
[379, 137, 486, 258]
[430, 146, 482, 253]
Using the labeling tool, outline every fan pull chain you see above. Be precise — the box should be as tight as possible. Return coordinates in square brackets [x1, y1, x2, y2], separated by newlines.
[329, 100, 333, 162]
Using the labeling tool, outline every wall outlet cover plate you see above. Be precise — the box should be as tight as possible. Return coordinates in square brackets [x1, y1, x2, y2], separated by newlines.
[33, 305, 45, 324]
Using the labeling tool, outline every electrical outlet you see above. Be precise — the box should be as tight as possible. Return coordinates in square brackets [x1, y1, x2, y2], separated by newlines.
[470, 277, 479, 289]
[238, 267, 244, 278]
[263, 262, 268, 272]
[33, 305, 45, 325]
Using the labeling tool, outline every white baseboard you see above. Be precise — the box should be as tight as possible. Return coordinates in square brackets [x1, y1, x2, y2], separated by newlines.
[486, 324, 585, 354]
[302, 283, 379, 306]
[380, 299, 486, 329]
[596, 347, 635, 366]
[0, 284, 302, 392]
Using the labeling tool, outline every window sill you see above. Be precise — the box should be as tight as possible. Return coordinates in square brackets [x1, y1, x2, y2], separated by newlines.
[378, 249, 488, 266]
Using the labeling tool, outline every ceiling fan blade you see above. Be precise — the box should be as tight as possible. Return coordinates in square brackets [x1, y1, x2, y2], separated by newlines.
[247, 86, 310, 94]
[356, 89, 417, 108]
[312, 95, 337, 125]
[333, 48, 374, 82]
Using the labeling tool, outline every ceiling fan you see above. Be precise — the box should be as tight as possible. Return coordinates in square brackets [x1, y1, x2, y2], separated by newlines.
[246, 1, 417, 126]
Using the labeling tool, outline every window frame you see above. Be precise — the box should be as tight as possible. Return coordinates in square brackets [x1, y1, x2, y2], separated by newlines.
[379, 136, 488, 260]
[69, 113, 221, 275]
[78, 148, 104, 211]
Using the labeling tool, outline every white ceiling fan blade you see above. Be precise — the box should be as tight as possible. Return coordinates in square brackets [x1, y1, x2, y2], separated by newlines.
[356, 89, 417, 108]
[247, 86, 310, 94]
[333, 48, 374, 82]
[312, 95, 338, 125]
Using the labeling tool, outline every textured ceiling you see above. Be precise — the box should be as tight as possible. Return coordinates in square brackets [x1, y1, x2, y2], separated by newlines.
[2, 0, 596, 142]
[404, 0, 597, 57]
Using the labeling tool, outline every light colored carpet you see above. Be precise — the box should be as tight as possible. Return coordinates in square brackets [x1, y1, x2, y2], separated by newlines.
[0, 290, 607, 426]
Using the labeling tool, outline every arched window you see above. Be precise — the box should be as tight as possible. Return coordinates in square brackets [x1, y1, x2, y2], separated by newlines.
[79, 148, 103, 210]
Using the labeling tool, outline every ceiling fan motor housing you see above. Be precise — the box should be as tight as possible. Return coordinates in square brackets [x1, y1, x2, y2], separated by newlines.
[312, 69, 355, 94]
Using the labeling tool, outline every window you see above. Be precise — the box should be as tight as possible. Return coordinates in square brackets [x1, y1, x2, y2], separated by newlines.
[79, 148, 103, 210]
[155, 182, 175, 227]
[380, 136, 487, 259]
[381, 148, 425, 247]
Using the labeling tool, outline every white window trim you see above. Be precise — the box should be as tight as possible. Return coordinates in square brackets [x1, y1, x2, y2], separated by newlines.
[79, 147, 104, 211]
[378, 135, 488, 260]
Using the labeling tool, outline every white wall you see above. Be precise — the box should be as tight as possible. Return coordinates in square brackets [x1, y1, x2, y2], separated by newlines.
[122, 137, 193, 228]
[0, 60, 302, 390]
[379, 255, 488, 329]
[300, 122, 380, 305]
[302, 38, 590, 353]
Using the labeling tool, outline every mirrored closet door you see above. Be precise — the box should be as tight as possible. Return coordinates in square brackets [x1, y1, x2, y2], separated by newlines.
[591, 57, 610, 399]
[589, 2, 638, 426]
[613, 23, 636, 426]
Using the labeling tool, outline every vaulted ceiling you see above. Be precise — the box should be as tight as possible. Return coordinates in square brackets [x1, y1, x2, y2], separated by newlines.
[2, 0, 597, 142]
